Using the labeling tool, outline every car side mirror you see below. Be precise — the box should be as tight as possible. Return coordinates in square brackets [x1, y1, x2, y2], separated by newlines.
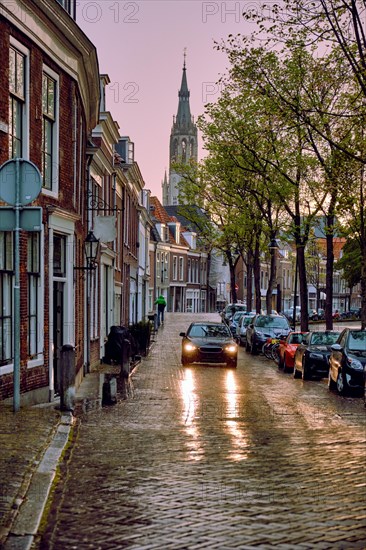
[331, 343, 342, 351]
[179, 332, 186, 337]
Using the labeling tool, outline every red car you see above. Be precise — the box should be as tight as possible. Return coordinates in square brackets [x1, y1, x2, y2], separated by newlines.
[278, 332, 309, 373]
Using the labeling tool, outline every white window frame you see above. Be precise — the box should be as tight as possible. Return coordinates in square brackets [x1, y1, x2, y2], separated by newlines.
[0, 232, 14, 375]
[173, 256, 178, 280]
[41, 65, 59, 198]
[9, 38, 30, 160]
[27, 230, 45, 368]
[179, 257, 184, 281]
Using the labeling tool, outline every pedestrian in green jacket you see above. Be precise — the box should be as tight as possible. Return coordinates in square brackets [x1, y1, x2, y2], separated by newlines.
[154, 295, 167, 325]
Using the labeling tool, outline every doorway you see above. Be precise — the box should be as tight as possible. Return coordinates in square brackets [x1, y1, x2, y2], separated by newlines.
[53, 281, 64, 395]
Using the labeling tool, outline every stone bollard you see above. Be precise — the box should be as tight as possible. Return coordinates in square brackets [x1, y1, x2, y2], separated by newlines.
[60, 344, 75, 412]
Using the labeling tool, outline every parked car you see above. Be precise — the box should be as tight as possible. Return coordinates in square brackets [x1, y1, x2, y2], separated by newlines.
[328, 329, 366, 395]
[229, 311, 247, 337]
[237, 314, 255, 346]
[245, 314, 291, 355]
[293, 331, 340, 380]
[283, 306, 301, 324]
[180, 322, 238, 367]
[278, 331, 309, 373]
[221, 303, 248, 324]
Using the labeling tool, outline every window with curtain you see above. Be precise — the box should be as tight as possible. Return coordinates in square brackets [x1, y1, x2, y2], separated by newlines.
[0, 233, 14, 366]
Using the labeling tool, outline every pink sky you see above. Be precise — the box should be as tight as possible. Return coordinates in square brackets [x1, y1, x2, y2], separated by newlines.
[78, 1, 255, 199]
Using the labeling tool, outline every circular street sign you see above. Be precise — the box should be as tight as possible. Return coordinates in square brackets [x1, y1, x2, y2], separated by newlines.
[0, 159, 42, 206]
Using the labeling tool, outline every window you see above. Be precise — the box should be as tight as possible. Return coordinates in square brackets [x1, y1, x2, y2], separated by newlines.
[42, 69, 58, 191]
[157, 253, 160, 281]
[9, 45, 26, 158]
[53, 234, 66, 277]
[173, 256, 177, 280]
[165, 253, 169, 279]
[0, 233, 14, 366]
[188, 259, 191, 282]
[179, 257, 184, 281]
[27, 234, 40, 357]
[56, 0, 76, 18]
[90, 269, 99, 339]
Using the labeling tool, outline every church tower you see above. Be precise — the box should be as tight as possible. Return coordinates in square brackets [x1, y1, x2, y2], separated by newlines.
[162, 55, 198, 206]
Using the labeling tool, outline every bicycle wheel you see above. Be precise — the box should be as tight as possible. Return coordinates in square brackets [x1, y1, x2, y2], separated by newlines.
[271, 343, 281, 364]
[262, 342, 272, 359]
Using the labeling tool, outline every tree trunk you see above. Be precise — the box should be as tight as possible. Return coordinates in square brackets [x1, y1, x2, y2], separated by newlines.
[246, 250, 254, 312]
[266, 244, 277, 314]
[254, 239, 261, 313]
[297, 245, 309, 332]
[361, 246, 366, 330]
[325, 215, 335, 330]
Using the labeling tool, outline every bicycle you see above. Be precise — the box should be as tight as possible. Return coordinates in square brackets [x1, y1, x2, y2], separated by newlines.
[262, 337, 282, 364]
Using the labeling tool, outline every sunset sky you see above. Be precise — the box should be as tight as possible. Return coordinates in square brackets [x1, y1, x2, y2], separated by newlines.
[78, 1, 256, 198]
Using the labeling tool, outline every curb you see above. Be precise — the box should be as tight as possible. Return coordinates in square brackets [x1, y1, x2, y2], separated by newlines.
[4, 413, 74, 550]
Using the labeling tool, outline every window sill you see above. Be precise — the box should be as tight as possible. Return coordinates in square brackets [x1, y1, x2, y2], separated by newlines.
[27, 356, 44, 369]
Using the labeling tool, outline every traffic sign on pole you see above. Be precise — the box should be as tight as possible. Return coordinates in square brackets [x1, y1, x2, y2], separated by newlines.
[0, 159, 42, 412]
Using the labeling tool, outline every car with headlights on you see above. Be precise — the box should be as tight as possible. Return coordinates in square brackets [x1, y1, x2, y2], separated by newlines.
[180, 322, 238, 367]
[245, 314, 291, 355]
[293, 331, 339, 380]
[328, 329, 366, 395]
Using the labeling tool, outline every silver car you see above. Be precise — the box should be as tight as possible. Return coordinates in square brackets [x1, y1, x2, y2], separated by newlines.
[237, 314, 255, 346]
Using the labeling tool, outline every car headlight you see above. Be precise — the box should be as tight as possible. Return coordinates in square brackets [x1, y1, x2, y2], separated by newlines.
[347, 358, 363, 370]
[309, 352, 324, 360]
[225, 344, 237, 353]
[184, 343, 197, 352]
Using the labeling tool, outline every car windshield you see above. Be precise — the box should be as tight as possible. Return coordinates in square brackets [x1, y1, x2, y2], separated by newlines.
[188, 324, 231, 338]
[255, 316, 289, 329]
[233, 312, 245, 322]
[242, 316, 254, 327]
[310, 332, 339, 345]
[288, 333, 306, 344]
[348, 331, 366, 352]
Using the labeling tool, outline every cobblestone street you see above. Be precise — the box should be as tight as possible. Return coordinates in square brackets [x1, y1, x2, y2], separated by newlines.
[37, 313, 366, 549]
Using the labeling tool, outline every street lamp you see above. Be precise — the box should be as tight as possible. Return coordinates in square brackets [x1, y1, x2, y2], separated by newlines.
[74, 230, 100, 272]
[84, 230, 100, 268]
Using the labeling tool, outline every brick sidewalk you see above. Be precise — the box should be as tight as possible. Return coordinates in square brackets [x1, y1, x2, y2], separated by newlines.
[0, 402, 62, 545]
[0, 370, 102, 547]
[0, 352, 142, 548]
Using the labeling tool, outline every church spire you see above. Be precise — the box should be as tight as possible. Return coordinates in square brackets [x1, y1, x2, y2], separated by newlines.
[176, 49, 191, 126]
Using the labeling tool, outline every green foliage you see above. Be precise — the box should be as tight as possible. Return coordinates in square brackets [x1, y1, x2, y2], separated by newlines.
[335, 239, 361, 288]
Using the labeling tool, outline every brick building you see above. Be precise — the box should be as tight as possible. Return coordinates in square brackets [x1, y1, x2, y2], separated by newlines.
[0, 0, 99, 403]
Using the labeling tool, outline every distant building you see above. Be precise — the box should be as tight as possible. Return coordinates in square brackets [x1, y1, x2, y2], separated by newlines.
[162, 57, 198, 206]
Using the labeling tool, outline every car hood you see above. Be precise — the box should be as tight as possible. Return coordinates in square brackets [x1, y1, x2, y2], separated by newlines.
[255, 327, 290, 337]
[190, 337, 234, 346]
[307, 345, 333, 353]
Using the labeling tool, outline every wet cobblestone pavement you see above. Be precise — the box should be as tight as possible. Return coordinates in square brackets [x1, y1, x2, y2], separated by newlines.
[37, 314, 366, 549]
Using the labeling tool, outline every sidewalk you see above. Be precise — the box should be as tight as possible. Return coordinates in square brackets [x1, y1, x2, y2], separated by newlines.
[0, 356, 139, 550]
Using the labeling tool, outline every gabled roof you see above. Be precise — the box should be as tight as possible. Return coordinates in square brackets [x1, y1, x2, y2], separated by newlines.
[164, 205, 209, 233]
[150, 196, 190, 248]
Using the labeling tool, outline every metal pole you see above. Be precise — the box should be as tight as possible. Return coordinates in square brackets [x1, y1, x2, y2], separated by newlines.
[13, 159, 21, 412]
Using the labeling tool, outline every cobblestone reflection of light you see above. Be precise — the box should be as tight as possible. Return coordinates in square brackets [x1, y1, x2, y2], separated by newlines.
[180, 368, 203, 461]
[224, 370, 249, 461]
